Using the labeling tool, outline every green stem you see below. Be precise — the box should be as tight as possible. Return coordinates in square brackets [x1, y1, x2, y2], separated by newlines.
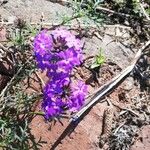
[29, 111, 44, 116]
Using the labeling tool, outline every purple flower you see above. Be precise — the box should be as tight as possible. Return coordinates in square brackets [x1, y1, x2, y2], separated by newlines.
[68, 80, 88, 112]
[34, 53, 52, 70]
[65, 36, 83, 50]
[51, 28, 73, 40]
[34, 30, 53, 55]
[33, 28, 87, 119]
[34, 30, 53, 70]
[57, 48, 82, 71]
[51, 28, 83, 50]
[71, 80, 88, 96]
[42, 98, 64, 119]
[47, 71, 70, 87]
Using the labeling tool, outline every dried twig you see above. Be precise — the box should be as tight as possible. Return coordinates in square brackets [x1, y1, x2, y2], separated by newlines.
[105, 98, 140, 117]
[34, 71, 45, 87]
[49, 0, 70, 5]
[139, 2, 150, 21]
[0, 21, 131, 29]
[0, 65, 25, 98]
[114, 121, 126, 135]
[0, 42, 8, 51]
[70, 40, 150, 122]
[96, 6, 130, 17]
[119, 108, 139, 117]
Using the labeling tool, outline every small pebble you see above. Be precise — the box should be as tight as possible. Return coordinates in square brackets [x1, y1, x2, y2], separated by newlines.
[123, 77, 134, 91]
[0, 0, 8, 5]
[7, 16, 17, 23]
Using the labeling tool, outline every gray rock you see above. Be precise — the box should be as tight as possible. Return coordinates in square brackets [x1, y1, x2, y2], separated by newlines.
[122, 77, 134, 91]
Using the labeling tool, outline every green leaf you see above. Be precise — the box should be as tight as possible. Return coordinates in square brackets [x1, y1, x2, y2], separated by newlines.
[96, 55, 105, 64]
[90, 48, 105, 69]
[90, 62, 101, 69]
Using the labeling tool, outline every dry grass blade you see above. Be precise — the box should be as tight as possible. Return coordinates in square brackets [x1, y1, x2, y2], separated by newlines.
[139, 2, 150, 21]
[0, 66, 23, 97]
[0, 21, 131, 31]
[96, 6, 130, 17]
[0, 42, 8, 51]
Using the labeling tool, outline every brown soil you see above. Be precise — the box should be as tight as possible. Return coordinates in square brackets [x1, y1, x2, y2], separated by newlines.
[131, 125, 150, 150]
[29, 64, 113, 150]
[28, 62, 147, 150]
[30, 102, 107, 150]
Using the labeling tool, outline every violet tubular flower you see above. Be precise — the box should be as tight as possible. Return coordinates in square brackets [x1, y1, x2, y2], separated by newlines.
[51, 28, 73, 41]
[34, 30, 53, 70]
[68, 81, 88, 112]
[33, 28, 88, 120]
[42, 98, 64, 119]
[57, 48, 82, 72]
[51, 28, 83, 51]
[42, 81, 67, 119]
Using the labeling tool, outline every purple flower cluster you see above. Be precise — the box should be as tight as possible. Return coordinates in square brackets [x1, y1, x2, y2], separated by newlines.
[33, 28, 87, 119]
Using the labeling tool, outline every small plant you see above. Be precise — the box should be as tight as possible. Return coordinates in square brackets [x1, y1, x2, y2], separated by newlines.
[109, 125, 137, 150]
[0, 24, 41, 149]
[90, 48, 105, 69]
[72, 0, 105, 24]
[0, 115, 43, 149]
[33, 28, 88, 120]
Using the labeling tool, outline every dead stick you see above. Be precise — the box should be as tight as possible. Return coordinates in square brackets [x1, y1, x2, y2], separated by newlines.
[34, 71, 45, 87]
[96, 6, 130, 17]
[139, 2, 150, 21]
[70, 40, 150, 122]
[0, 43, 8, 51]
[0, 21, 131, 29]
[0, 64, 25, 99]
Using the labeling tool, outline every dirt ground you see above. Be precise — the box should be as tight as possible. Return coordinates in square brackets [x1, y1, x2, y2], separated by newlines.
[1, 0, 150, 150]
